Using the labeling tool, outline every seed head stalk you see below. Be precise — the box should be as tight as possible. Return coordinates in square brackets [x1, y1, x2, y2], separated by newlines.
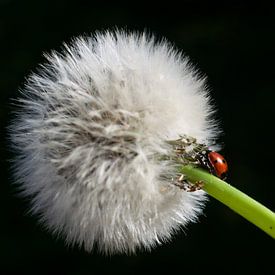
[181, 165, 275, 238]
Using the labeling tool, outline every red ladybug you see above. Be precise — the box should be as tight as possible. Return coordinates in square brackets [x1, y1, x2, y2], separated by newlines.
[197, 150, 228, 180]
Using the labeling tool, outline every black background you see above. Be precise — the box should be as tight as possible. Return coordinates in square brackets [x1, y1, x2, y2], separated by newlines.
[1, 1, 274, 274]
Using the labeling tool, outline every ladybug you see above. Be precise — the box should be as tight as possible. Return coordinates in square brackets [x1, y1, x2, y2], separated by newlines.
[196, 150, 228, 180]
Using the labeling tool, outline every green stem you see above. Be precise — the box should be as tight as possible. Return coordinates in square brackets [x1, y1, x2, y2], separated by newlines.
[180, 165, 275, 238]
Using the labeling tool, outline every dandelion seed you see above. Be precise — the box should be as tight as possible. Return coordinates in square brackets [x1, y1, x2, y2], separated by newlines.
[9, 30, 219, 254]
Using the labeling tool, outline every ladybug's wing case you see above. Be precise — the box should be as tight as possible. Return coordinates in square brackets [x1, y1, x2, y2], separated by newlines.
[208, 151, 228, 179]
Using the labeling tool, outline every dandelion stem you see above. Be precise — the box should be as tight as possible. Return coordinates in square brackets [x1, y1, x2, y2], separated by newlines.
[180, 165, 275, 238]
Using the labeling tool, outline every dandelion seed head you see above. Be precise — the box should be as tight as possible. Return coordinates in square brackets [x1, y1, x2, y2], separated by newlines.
[10, 31, 219, 254]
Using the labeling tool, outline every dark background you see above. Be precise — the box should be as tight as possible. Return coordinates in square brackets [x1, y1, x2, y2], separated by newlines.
[1, 1, 274, 274]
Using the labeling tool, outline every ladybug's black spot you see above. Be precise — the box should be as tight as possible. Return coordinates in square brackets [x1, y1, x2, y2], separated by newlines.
[222, 159, 226, 163]
[214, 160, 218, 163]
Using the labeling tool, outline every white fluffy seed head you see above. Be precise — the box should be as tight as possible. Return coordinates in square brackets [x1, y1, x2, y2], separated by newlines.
[10, 30, 219, 254]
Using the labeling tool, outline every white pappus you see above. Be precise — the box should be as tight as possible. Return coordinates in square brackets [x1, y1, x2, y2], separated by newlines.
[9, 30, 219, 254]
